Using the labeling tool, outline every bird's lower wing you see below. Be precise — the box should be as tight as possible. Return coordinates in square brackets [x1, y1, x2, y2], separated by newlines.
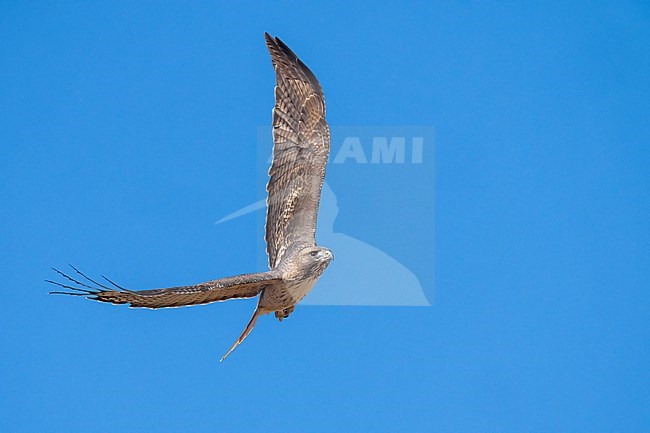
[48, 265, 281, 309]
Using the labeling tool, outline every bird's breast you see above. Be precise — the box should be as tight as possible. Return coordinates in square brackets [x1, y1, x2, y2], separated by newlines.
[260, 277, 318, 310]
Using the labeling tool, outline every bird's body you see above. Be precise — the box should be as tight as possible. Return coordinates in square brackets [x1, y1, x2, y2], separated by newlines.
[262, 243, 332, 312]
[49, 33, 333, 361]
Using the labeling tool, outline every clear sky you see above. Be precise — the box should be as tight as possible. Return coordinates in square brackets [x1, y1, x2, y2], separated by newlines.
[1, 2, 649, 432]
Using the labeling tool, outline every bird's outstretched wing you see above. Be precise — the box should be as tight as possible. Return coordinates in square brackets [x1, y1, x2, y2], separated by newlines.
[48, 265, 281, 309]
[264, 33, 330, 269]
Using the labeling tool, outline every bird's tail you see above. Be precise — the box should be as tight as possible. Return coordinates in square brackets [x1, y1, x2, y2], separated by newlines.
[220, 303, 264, 362]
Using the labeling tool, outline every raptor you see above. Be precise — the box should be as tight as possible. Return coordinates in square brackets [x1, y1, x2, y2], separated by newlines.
[49, 33, 333, 361]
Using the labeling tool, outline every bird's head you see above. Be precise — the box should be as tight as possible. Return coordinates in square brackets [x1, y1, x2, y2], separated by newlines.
[279, 244, 333, 279]
[303, 245, 333, 264]
[303, 245, 333, 277]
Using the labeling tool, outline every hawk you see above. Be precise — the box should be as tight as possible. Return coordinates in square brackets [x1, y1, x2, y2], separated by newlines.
[49, 33, 333, 361]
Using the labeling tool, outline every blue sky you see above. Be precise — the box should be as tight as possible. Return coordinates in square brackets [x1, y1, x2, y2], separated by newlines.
[1, 2, 649, 432]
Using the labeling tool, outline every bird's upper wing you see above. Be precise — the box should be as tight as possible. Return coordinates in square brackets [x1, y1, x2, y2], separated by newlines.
[264, 33, 330, 269]
[48, 266, 281, 309]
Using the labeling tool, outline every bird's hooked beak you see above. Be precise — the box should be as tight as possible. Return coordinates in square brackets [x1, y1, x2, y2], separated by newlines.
[321, 249, 333, 261]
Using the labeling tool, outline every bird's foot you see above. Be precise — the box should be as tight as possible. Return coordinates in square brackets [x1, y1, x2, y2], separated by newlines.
[274, 306, 295, 322]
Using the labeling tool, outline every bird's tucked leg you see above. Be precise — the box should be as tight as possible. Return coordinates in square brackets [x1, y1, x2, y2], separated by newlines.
[275, 305, 295, 321]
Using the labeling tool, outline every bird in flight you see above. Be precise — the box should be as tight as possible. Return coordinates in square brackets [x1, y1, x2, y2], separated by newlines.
[49, 33, 333, 361]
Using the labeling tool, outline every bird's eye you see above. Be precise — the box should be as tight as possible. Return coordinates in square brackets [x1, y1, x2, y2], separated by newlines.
[309, 250, 319, 257]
